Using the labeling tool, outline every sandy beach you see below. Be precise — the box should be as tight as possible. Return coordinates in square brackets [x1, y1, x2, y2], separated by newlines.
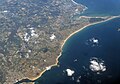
[71, 0, 79, 5]
[60, 16, 120, 50]
[27, 15, 120, 84]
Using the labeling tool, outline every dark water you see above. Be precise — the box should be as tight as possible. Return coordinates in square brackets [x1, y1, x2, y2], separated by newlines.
[13, 0, 120, 84]
[74, 0, 120, 16]
[35, 17, 120, 84]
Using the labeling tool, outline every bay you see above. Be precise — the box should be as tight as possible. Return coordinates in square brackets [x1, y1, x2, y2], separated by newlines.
[74, 0, 120, 16]
[35, 17, 120, 84]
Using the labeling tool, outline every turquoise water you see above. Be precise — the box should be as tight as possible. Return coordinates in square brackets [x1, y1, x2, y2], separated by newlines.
[35, 17, 120, 84]
[74, 0, 120, 16]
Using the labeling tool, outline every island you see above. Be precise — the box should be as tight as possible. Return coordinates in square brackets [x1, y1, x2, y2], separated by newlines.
[0, 0, 113, 84]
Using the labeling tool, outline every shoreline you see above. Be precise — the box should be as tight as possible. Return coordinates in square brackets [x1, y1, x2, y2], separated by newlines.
[60, 15, 120, 49]
[23, 15, 120, 83]
[71, 0, 79, 5]
[71, 0, 88, 14]
[25, 52, 62, 83]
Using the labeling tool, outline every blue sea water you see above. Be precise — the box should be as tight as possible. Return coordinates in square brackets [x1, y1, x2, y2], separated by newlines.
[74, 0, 120, 16]
[34, 1, 120, 84]
[35, 17, 120, 84]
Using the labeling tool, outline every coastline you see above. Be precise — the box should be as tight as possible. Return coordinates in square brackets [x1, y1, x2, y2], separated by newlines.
[26, 15, 119, 84]
[60, 15, 120, 49]
[71, 0, 88, 14]
[71, 0, 79, 5]
[28, 52, 62, 81]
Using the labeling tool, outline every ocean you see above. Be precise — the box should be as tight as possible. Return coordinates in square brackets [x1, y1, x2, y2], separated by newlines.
[13, 0, 120, 84]
[73, 0, 120, 16]
[35, 17, 120, 84]
[34, 1, 120, 84]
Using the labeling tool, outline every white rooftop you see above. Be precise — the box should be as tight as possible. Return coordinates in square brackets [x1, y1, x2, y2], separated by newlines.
[30, 28, 39, 37]
[24, 33, 30, 42]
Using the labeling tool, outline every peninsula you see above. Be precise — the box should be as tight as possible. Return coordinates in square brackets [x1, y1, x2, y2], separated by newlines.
[0, 0, 115, 84]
